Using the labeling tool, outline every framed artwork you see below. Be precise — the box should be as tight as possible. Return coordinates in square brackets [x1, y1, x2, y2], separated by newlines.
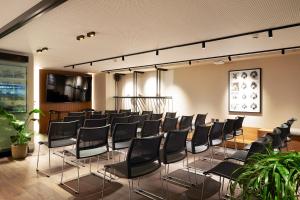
[229, 68, 261, 113]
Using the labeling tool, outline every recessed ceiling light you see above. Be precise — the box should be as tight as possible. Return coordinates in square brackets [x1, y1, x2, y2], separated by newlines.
[76, 35, 85, 41]
[87, 31, 96, 37]
[213, 60, 225, 65]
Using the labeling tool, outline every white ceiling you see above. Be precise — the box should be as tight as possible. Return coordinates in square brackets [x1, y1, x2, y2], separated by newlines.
[0, 0, 300, 73]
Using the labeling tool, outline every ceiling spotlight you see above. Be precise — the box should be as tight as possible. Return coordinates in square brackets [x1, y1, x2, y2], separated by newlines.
[128, 68, 132, 72]
[281, 49, 285, 55]
[188, 60, 191, 65]
[268, 30, 273, 38]
[72, 65, 75, 69]
[122, 56, 125, 61]
[156, 50, 159, 56]
[202, 42, 206, 49]
[41, 47, 48, 52]
[36, 49, 42, 54]
[76, 35, 85, 41]
[90, 62, 93, 66]
[155, 65, 158, 69]
[228, 56, 232, 61]
[87, 31, 96, 37]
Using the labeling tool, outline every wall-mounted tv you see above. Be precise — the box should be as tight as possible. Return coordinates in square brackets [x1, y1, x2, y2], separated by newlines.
[0, 52, 28, 113]
[46, 73, 92, 102]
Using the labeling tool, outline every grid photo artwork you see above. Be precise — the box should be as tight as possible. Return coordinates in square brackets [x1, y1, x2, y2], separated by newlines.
[229, 68, 261, 113]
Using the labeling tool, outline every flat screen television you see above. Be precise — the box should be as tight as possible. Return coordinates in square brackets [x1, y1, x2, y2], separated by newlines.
[46, 73, 91, 102]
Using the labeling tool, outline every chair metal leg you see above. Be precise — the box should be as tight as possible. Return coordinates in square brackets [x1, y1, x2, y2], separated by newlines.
[60, 151, 65, 184]
[36, 143, 41, 171]
[193, 155, 197, 185]
[101, 169, 107, 200]
[234, 137, 237, 150]
[48, 148, 51, 170]
[218, 176, 221, 199]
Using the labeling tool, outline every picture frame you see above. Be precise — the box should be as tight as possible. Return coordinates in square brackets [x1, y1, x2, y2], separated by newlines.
[228, 68, 262, 113]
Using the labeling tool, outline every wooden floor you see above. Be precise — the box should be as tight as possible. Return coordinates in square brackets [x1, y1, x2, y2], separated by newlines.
[0, 136, 299, 200]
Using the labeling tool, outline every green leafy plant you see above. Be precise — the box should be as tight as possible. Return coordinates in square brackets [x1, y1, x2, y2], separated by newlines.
[0, 108, 44, 145]
[230, 150, 300, 200]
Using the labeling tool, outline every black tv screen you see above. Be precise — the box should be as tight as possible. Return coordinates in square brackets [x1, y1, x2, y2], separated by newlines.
[46, 73, 91, 102]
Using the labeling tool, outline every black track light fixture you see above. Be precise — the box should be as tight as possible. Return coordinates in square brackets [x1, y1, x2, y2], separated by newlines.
[76, 35, 85, 41]
[281, 49, 285, 55]
[268, 30, 273, 38]
[188, 60, 191, 65]
[156, 50, 159, 56]
[72, 65, 75, 69]
[90, 62, 93, 66]
[128, 68, 132, 72]
[155, 65, 158, 69]
[228, 56, 232, 61]
[202, 42, 206, 49]
[41, 47, 48, 52]
[122, 56, 125, 61]
[87, 31, 96, 37]
[36, 49, 42, 54]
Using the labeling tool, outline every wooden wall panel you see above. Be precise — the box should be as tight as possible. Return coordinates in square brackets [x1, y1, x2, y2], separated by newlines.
[39, 69, 91, 134]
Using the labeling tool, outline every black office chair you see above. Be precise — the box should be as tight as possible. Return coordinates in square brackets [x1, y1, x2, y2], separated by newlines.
[160, 129, 190, 188]
[233, 116, 245, 149]
[209, 121, 225, 161]
[102, 136, 163, 199]
[161, 117, 178, 134]
[64, 115, 85, 130]
[223, 119, 237, 157]
[109, 122, 138, 163]
[141, 111, 153, 120]
[129, 111, 139, 116]
[137, 114, 148, 128]
[60, 125, 110, 193]
[140, 120, 161, 138]
[109, 112, 127, 124]
[194, 113, 208, 129]
[68, 111, 85, 116]
[179, 115, 194, 130]
[92, 111, 102, 115]
[202, 141, 269, 199]
[90, 114, 107, 119]
[151, 113, 163, 120]
[284, 117, 297, 141]
[36, 120, 78, 177]
[119, 109, 131, 116]
[165, 112, 176, 118]
[104, 110, 117, 115]
[84, 118, 107, 128]
[186, 125, 211, 183]
[110, 116, 130, 133]
[278, 124, 290, 150]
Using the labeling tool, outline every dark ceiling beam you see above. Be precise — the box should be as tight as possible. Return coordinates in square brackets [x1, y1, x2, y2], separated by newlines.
[0, 0, 67, 39]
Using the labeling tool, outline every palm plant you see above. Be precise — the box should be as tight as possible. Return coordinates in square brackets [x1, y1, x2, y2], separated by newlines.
[230, 150, 300, 200]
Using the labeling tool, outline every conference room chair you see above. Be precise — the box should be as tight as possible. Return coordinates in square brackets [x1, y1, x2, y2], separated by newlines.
[233, 116, 245, 149]
[222, 119, 237, 157]
[129, 111, 139, 116]
[278, 124, 290, 150]
[109, 112, 127, 124]
[68, 111, 85, 116]
[150, 113, 163, 120]
[84, 118, 107, 128]
[60, 125, 110, 194]
[179, 115, 194, 130]
[165, 112, 176, 118]
[140, 120, 161, 138]
[104, 110, 117, 115]
[160, 129, 190, 188]
[202, 141, 268, 199]
[208, 121, 225, 161]
[109, 122, 138, 163]
[110, 116, 130, 133]
[119, 109, 131, 116]
[137, 114, 148, 128]
[141, 110, 153, 120]
[161, 117, 178, 137]
[102, 136, 163, 200]
[186, 125, 211, 183]
[36, 120, 78, 177]
[194, 113, 208, 129]
[64, 115, 85, 130]
[90, 114, 107, 119]
[284, 117, 297, 141]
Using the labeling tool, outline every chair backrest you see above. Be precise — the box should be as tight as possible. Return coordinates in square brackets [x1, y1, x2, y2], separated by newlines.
[84, 118, 107, 128]
[278, 124, 289, 141]
[68, 111, 85, 117]
[223, 119, 237, 136]
[112, 122, 138, 149]
[150, 113, 163, 120]
[64, 115, 85, 129]
[141, 120, 161, 138]
[137, 114, 148, 128]
[126, 136, 163, 178]
[165, 112, 176, 118]
[76, 125, 110, 159]
[209, 121, 225, 141]
[109, 112, 127, 124]
[119, 109, 131, 115]
[162, 117, 178, 132]
[105, 110, 117, 115]
[90, 114, 107, 119]
[48, 120, 78, 148]
[111, 116, 130, 132]
[267, 128, 282, 149]
[195, 113, 207, 127]
[141, 111, 153, 120]
[130, 111, 140, 116]
[92, 111, 102, 115]
[245, 141, 269, 162]
[179, 115, 194, 130]
[163, 129, 189, 162]
[234, 116, 244, 131]
[192, 125, 211, 148]
[128, 115, 140, 123]
[81, 108, 95, 112]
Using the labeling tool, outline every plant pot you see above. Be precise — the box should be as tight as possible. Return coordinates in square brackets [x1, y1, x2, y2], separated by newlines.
[11, 144, 28, 159]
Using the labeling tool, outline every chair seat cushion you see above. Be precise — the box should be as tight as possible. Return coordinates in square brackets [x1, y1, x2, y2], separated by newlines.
[186, 141, 209, 154]
[39, 139, 76, 148]
[224, 134, 234, 140]
[109, 140, 132, 150]
[204, 161, 243, 180]
[225, 150, 248, 162]
[160, 149, 186, 164]
[105, 161, 160, 179]
[67, 146, 108, 158]
[235, 130, 243, 136]
[211, 139, 222, 146]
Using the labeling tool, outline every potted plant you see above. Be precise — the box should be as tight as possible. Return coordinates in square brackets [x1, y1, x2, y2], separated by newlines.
[0, 108, 43, 159]
[230, 150, 300, 200]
